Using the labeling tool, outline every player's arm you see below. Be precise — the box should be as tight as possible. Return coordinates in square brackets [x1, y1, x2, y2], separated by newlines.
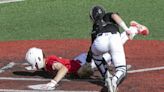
[52, 62, 68, 83]
[111, 13, 129, 31]
[27, 62, 68, 90]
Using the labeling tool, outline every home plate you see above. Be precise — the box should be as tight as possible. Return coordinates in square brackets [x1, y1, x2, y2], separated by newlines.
[28, 83, 55, 91]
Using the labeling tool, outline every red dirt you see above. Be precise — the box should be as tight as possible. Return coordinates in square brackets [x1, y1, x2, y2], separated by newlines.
[0, 39, 163, 92]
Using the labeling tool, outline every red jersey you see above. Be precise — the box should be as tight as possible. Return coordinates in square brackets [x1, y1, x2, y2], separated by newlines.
[45, 55, 81, 75]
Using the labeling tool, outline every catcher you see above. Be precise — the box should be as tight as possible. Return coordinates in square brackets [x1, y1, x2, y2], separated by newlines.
[84, 5, 149, 92]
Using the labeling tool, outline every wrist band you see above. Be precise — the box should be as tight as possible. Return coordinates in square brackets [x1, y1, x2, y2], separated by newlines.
[51, 80, 57, 85]
[119, 21, 129, 31]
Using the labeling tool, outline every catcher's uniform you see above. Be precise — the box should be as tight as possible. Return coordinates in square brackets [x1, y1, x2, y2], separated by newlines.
[88, 12, 127, 86]
[45, 55, 81, 75]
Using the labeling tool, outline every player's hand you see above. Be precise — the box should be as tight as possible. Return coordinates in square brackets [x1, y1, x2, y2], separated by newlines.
[41, 80, 57, 90]
[28, 80, 58, 90]
[125, 28, 135, 40]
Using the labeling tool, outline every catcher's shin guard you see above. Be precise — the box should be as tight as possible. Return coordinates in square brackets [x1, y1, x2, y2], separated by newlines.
[105, 71, 116, 92]
[113, 66, 127, 86]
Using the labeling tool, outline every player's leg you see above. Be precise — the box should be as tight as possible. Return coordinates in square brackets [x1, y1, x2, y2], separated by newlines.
[91, 32, 124, 92]
[73, 53, 87, 66]
[120, 25, 141, 44]
[120, 21, 149, 44]
[73, 52, 102, 70]
[91, 33, 112, 77]
[120, 31, 129, 44]
[108, 32, 127, 92]
[126, 21, 149, 40]
[130, 21, 149, 35]
[116, 21, 149, 77]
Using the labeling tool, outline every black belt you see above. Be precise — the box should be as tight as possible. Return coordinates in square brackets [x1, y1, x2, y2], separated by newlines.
[97, 33, 103, 36]
[96, 31, 116, 37]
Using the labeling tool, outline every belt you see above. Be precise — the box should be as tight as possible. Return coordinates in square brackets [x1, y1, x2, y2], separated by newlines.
[96, 32, 112, 37]
[97, 33, 103, 36]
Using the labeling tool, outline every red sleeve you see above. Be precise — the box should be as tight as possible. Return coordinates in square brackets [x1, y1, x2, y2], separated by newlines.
[45, 55, 81, 75]
[45, 55, 58, 73]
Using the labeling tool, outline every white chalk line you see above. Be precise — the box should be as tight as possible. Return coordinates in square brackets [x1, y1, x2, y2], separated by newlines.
[0, 66, 163, 82]
[0, 62, 16, 73]
[0, 61, 98, 92]
[0, 77, 103, 82]
[127, 66, 164, 73]
[0, 89, 98, 92]
[0, 61, 164, 81]
[0, 63, 163, 92]
[0, 0, 24, 4]
[0, 62, 30, 74]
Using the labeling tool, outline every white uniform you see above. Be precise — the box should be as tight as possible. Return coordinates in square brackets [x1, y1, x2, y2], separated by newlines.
[73, 53, 96, 69]
[74, 26, 137, 69]
[91, 32, 126, 67]
[74, 52, 112, 69]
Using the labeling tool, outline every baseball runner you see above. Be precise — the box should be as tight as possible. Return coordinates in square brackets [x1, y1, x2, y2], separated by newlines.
[25, 48, 124, 90]
[84, 5, 149, 92]
[25, 47, 97, 90]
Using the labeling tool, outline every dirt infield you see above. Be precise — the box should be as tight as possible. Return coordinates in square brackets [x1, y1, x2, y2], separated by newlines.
[0, 39, 163, 92]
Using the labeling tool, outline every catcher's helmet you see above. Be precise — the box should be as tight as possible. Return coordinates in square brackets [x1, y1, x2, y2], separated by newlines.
[90, 5, 105, 22]
[25, 47, 44, 70]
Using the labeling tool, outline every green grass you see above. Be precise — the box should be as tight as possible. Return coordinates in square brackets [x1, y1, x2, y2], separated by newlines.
[0, 0, 163, 41]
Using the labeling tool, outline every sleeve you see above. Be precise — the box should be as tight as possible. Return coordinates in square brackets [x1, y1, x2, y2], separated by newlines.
[103, 12, 119, 24]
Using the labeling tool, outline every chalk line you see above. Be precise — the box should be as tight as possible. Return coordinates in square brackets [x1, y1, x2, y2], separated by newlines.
[0, 66, 163, 81]
[0, 77, 103, 82]
[0, 89, 98, 92]
[127, 66, 164, 73]
[0, 66, 163, 92]
[0, 62, 16, 73]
